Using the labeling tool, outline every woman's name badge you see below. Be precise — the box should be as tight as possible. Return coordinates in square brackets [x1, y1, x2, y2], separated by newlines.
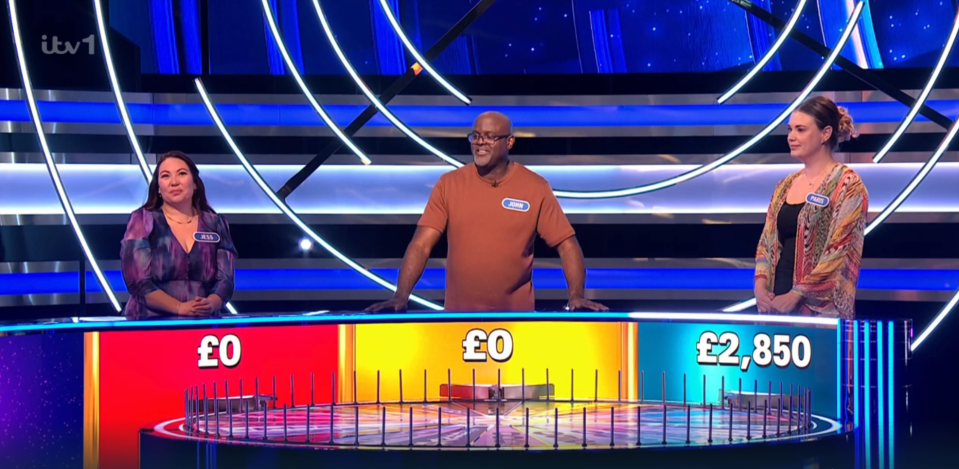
[194, 232, 221, 243]
[806, 193, 830, 207]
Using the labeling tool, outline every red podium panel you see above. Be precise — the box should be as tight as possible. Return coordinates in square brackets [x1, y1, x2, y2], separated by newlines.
[95, 324, 339, 469]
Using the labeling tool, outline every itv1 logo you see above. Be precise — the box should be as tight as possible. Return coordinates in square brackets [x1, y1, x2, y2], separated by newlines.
[41, 34, 95, 55]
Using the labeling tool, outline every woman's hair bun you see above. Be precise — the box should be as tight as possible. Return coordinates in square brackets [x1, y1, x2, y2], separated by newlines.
[836, 105, 857, 143]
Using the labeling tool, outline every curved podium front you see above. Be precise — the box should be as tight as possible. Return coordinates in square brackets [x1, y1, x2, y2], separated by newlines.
[0, 312, 906, 469]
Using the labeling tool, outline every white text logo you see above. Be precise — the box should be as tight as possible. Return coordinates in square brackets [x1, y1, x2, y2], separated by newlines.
[42, 34, 95, 55]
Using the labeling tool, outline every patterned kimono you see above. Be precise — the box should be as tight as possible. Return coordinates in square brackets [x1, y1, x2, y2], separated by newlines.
[120, 207, 237, 319]
[754, 164, 868, 319]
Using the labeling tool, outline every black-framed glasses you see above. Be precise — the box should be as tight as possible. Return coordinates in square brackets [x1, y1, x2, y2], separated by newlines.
[467, 132, 512, 144]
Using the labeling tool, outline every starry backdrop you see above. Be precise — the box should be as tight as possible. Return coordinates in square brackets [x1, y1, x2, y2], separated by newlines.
[0, 334, 84, 469]
[104, 0, 959, 75]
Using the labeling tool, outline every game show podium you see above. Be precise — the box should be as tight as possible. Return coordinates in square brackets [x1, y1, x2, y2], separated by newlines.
[0, 311, 907, 469]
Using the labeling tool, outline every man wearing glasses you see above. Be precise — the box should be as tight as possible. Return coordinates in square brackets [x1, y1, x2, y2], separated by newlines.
[366, 111, 607, 313]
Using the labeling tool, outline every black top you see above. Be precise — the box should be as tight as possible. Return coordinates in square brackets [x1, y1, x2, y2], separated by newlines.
[774, 202, 805, 296]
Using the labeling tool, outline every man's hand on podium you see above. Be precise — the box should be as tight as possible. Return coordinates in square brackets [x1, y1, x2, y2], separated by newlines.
[364, 297, 409, 313]
[566, 297, 609, 312]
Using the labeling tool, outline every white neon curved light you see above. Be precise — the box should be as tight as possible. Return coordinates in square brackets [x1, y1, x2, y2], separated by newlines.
[259, 0, 371, 166]
[874, 117, 959, 350]
[866, 117, 959, 235]
[871, 7, 959, 163]
[194, 78, 442, 311]
[306, 0, 463, 167]
[374, 0, 471, 104]
[551, 2, 863, 199]
[313, 0, 860, 200]
[7, 0, 121, 312]
[718, 0, 808, 104]
[912, 289, 959, 352]
[722, 298, 758, 312]
[92, 0, 151, 180]
[94, 0, 238, 315]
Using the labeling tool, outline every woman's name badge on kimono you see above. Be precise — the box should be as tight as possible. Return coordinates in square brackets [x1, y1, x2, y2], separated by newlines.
[806, 193, 830, 207]
[194, 232, 221, 243]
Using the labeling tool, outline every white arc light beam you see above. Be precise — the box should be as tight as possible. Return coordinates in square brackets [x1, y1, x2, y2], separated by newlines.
[911, 290, 959, 352]
[7, 0, 121, 311]
[306, 0, 862, 201]
[871, 7, 959, 163]
[92, 0, 152, 181]
[306, 0, 464, 167]
[259, 0, 371, 165]
[194, 78, 443, 311]
[551, 1, 864, 199]
[375, 0, 471, 104]
[718, 0, 808, 104]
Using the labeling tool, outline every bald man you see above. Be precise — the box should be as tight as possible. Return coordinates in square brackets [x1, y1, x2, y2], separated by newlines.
[366, 111, 607, 313]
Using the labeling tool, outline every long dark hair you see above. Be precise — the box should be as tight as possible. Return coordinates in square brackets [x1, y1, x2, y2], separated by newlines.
[141, 151, 215, 213]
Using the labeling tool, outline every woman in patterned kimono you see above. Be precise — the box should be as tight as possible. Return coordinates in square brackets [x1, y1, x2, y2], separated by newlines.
[754, 96, 869, 319]
[119, 151, 237, 319]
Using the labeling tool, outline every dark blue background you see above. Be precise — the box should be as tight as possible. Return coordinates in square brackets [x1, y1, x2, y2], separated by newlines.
[107, 0, 959, 75]
[0, 334, 84, 469]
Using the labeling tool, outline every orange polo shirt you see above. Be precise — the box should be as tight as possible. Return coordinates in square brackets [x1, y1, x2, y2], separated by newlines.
[417, 162, 576, 312]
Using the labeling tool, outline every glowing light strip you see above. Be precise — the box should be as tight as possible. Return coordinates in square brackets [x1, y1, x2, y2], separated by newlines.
[194, 78, 442, 311]
[865, 115, 959, 235]
[552, 1, 864, 199]
[374, 0, 470, 104]
[865, 321, 871, 464]
[258, 0, 371, 165]
[911, 288, 959, 351]
[836, 323, 841, 420]
[95, 0, 237, 316]
[627, 312, 838, 326]
[0, 311, 840, 333]
[853, 320, 859, 426]
[307, 0, 462, 167]
[92, 0, 151, 180]
[6, 0, 121, 312]
[846, 0, 867, 67]
[724, 298, 758, 312]
[878, 320, 885, 469]
[717, 0, 808, 104]
[887, 320, 895, 468]
[872, 8, 959, 163]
